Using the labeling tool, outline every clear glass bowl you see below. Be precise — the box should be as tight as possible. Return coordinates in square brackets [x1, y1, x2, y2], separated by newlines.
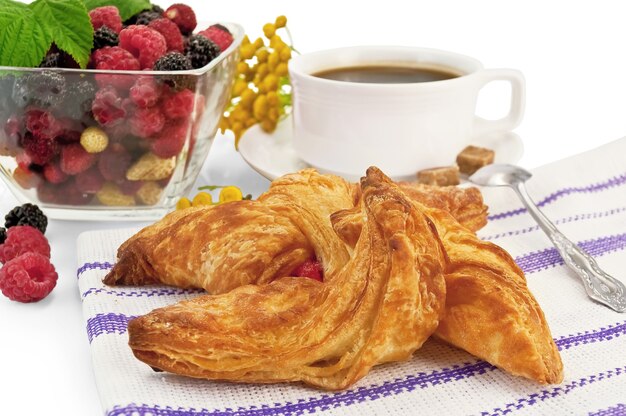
[0, 23, 243, 221]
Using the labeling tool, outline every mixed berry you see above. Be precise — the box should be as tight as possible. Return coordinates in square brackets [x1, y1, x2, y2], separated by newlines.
[0, 204, 57, 303]
[0, 2, 235, 208]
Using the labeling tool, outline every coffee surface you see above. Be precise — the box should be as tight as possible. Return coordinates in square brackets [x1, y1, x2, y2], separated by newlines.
[313, 65, 461, 84]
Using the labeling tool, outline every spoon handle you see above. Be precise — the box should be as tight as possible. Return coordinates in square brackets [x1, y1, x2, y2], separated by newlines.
[513, 182, 626, 313]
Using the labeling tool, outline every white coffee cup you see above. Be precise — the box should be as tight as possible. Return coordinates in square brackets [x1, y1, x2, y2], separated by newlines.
[288, 46, 525, 178]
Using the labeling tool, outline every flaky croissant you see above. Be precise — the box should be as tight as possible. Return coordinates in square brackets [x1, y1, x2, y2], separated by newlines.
[105, 167, 563, 387]
[128, 168, 447, 389]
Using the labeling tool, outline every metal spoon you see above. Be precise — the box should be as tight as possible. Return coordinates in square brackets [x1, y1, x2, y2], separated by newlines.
[469, 164, 626, 313]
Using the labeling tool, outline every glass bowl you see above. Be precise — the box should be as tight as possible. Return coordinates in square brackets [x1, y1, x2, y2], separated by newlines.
[0, 23, 243, 221]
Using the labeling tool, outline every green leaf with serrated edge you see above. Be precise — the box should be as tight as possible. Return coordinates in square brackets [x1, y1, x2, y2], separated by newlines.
[30, 0, 93, 68]
[0, 5, 52, 68]
[82, 0, 151, 21]
[0, 0, 27, 29]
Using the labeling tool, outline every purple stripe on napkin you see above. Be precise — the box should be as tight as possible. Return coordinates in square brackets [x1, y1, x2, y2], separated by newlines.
[107, 366, 626, 416]
[77, 261, 114, 279]
[82, 287, 204, 299]
[488, 173, 626, 221]
[482, 207, 626, 241]
[94, 317, 626, 416]
[516, 233, 626, 275]
[481, 366, 626, 416]
[86, 313, 136, 343]
[588, 403, 626, 416]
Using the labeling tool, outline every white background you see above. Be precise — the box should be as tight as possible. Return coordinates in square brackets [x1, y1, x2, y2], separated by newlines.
[2, 1, 626, 415]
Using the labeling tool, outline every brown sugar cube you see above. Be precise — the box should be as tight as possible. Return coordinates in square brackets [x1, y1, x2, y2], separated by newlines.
[456, 145, 495, 175]
[417, 165, 460, 186]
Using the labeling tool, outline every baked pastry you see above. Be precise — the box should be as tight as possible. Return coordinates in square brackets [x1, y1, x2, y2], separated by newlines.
[127, 168, 447, 389]
[105, 167, 563, 387]
[330, 192, 563, 384]
[104, 170, 485, 291]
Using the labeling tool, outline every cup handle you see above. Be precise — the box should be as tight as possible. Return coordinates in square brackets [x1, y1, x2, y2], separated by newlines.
[473, 68, 526, 138]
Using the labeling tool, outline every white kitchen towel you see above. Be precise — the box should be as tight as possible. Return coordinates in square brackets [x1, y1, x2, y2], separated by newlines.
[77, 137, 626, 416]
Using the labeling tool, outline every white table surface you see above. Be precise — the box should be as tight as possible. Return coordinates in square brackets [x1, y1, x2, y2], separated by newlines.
[4, 1, 626, 414]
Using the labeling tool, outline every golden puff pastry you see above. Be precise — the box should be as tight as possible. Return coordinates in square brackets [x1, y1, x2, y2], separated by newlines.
[104, 170, 485, 291]
[330, 197, 563, 384]
[106, 167, 564, 387]
[127, 167, 447, 390]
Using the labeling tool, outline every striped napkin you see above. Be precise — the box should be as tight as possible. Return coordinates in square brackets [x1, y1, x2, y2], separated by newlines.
[77, 137, 626, 416]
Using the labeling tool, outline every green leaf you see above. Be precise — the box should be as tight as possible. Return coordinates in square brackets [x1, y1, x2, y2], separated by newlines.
[30, 0, 93, 68]
[197, 185, 227, 191]
[82, 0, 151, 21]
[0, 4, 51, 68]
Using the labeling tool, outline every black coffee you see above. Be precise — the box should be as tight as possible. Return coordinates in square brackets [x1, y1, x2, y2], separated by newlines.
[313, 65, 461, 84]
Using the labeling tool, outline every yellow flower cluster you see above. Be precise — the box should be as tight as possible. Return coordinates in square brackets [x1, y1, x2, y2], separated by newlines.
[176, 185, 248, 210]
[220, 15, 293, 148]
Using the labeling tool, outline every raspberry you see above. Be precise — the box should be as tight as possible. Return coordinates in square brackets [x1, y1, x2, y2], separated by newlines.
[162, 89, 194, 119]
[199, 25, 233, 52]
[89, 6, 123, 34]
[98, 145, 131, 181]
[129, 107, 165, 138]
[92, 46, 141, 89]
[92, 85, 128, 127]
[22, 133, 59, 166]
[119, 25, 167, 69]
[148, 18, 184, 53]
[25, 108, 63, 140]
[12, 71, 66, 109]
[150, 120, 188, 158]
[13, 166, 41, 190]
[60, 79, 97, 120]
[75, 166, 105, 194]
[292, 259, 323, 282]
[36, 182, 58, 203]
[60, 143, 96, 175]
[4, 203, 48, 234]
[43, 160, 68, 184]
[59, 179, 94, 205]
[80, 126, 109, 153]
[93, 26, 119, 50]
[185, 35, 220, 69]
[0, 252, 57, 302]
[0, 228, 5, 244]
[130, 76, 161, 108]
[164, 4, 196, 35]
[0, 226, 50, 264]
[117, 179, 143, 195]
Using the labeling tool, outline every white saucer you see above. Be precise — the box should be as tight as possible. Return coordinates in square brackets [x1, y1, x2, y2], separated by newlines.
[238, 115, 524, 181]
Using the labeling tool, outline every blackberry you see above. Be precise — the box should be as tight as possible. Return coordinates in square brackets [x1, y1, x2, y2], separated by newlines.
[153, 52, 193, 91]
[12, 71, 66, 109]
[5, 203, 48, 235]
[185, 35, 220, 69]
[153, 52, 192, 71]
[151, 4, 164, 14]
[39, 52, 61, 68]
[61, 79, 97, 119]
[93, 26, 119, 50]
[135, 11, 162, 25]
[0, 227, 6, 245]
